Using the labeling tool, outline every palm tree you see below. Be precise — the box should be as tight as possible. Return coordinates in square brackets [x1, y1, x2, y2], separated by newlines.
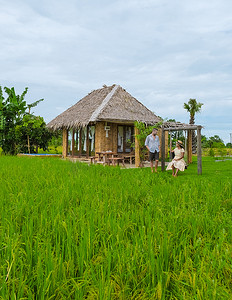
[184, 99, 203, 153]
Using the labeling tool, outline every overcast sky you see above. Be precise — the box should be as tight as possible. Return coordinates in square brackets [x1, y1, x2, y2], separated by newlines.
[1, 0, 232, 143]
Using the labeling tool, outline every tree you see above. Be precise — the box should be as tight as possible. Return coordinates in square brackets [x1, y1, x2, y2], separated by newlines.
[0, 86, 50, 155]
[208, 135, 225, 148]
[0, 86, 28, 154]
[15, 114, 52, 153]
[183, 99, 203, 153]
[201, 135, 209, 148]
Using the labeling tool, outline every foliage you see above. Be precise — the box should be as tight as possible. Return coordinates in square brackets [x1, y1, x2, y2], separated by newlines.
[183, 99, 203, 153]
[0, 85, 51, 155]
[0, 86, 28, 154]
[202, 147, 232, 158]
[201, 135, 208, 148]
[15, 114, 52, 153]
[226, 142, 232, 148]
[183, 98, 203, 125]
[49, 130, 63, 148]
[202, 135, 226, 148]
[208, 148, 215, 157]
[0, 156, 231, 298]
[27, 99, 44, 114]
[134, 121, 163, 163]
[36, 130, 63, 154]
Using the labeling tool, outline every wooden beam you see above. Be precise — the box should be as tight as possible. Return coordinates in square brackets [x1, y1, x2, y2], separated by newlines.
[135, 126, 140, 168]
[62, 129, 68, 157]
[197, 126, 202, 175]
[163, 125, 201, 131]
[161, 126, 166, 171]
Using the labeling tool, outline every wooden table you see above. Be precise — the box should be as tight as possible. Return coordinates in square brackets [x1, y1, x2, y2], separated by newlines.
[95, 152, 117, 165]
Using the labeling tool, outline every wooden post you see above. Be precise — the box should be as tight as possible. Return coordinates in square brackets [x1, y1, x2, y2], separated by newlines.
[197, 126, 202, 175]
[135, 126, 140, 168]
[184, 130, 187, 160]
[86, 126, 89, 158]
[78, 128, 82, 157]
[187, 130, 192, 164]
[169, 131, 172, 161]
[161, 126, 165, 171]
[71, 129, 75, 157]
[62, 129, 68, 157]
[75, 130, 79, 153]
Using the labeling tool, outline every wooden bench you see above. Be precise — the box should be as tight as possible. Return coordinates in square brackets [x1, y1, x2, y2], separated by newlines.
[90, 156, 109, 166]
[89, 156, 98, 164]
[123, 154, 135, 165]
[108, 157, 125, 167]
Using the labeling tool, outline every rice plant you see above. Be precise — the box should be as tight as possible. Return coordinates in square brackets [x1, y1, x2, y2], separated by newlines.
[0, 156, 231, 299]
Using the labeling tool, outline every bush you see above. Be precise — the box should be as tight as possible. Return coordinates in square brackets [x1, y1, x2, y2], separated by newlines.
[208, 148, 215, 157]
[217, 148, 227, 157]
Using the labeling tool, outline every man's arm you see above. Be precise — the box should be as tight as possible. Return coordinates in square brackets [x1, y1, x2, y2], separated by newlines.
[145, 136, 150, 152]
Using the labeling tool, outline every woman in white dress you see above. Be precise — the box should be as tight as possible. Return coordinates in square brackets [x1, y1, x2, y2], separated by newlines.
[166, 140, 186, 177]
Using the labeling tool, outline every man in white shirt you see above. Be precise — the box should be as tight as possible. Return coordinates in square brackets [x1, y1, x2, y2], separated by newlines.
[145, 128, 160, 173]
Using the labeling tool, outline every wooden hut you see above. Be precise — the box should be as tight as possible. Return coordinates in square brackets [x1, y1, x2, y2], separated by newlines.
[47, 84, 167, 166]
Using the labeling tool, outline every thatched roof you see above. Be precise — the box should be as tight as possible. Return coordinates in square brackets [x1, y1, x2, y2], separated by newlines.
[47, 84, 161, 130]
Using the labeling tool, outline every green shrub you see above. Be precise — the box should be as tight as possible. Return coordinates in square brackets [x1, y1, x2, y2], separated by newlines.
[208, 148, 215, 157]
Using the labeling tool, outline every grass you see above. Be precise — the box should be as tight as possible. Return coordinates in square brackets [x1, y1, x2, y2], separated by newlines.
[0, 156, 231, 299]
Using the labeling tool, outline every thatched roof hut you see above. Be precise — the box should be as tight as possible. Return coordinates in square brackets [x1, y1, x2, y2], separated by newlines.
[47, 84, 161, 130]
[47, 84, 203, 173]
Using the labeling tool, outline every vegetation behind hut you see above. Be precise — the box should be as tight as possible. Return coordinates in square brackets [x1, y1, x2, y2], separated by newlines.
[0, 86, 52, 155]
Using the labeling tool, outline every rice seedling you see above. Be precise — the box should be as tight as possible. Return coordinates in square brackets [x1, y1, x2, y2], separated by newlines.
[0, 156, 231, 299]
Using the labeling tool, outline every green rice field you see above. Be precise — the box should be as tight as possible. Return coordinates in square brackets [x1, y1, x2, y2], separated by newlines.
[0, 156, 231, 299]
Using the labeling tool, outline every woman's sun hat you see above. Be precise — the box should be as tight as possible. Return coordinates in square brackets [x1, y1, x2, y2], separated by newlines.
[177, 140, 184, 148]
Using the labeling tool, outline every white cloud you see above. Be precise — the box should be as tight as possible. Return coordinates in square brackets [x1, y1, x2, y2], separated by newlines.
[0, 0, 232, 142]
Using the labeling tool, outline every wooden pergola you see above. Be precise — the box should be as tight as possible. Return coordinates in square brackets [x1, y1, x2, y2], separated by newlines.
[160, 122, 203, 175]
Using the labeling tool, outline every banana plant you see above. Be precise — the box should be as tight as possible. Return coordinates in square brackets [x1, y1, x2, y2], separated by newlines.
[0, 86, 47, 155]
[27, 99, 44, 114]
[4, 87, 28, 121]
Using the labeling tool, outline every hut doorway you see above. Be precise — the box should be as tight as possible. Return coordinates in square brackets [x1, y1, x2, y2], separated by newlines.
[68, 125, 95, 157]
[117, 125, 134, 153]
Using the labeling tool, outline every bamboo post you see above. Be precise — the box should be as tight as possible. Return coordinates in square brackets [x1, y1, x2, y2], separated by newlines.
[78, 128, 82, 157]
[75, 130, 79, 153]
[187, 130, 192, 164]
[169, 131, 172, 161]
[135, 126, 140, 168]
[86, 126, 89, 158]
[62, 129, 68, 157]
[161, 126, 165, 171]
[197, 126, 202, 175]
[71, 129, 75, 157]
